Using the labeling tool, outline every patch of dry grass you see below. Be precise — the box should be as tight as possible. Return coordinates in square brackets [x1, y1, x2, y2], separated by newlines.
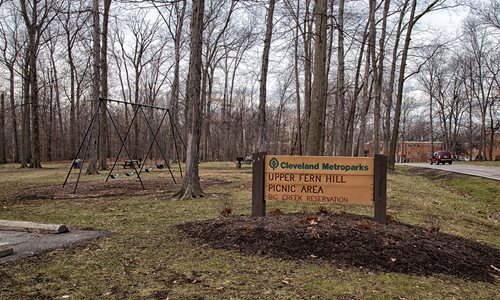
[0, 162, 498, 299]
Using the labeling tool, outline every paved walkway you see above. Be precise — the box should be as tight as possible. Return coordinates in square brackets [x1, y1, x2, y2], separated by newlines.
[0, 229, 110, 264]
[398, 163, 500, 181]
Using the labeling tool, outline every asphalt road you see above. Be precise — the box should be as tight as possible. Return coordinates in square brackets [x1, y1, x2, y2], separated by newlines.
[398, 162, 500, 181]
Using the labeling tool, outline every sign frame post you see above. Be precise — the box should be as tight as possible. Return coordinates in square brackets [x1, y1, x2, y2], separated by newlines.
[252, 151, 266, 217]
[373, 154, 387, 224]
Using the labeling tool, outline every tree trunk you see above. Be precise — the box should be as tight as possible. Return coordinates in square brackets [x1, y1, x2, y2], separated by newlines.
[336, 0, 346, 155]
[49, 40, 63, 160]
[174, 0, 205, 199]
[305, 0, 328, 156]
[357, 52, 373, 157]
[171, 1, 186, 161]
[0, 92, 5, 163]
[377, 0, 390, 154]
[388, 0, 442, 169]
[257, 0, 276, 152]
[99, 0, 112, 170]
[347, 19, 370, 156]
[87, 0, 100, 175]
[8, 66, 19, 162]
[293, 0, 302, 155]
[389, 0, 417, 169]
[369, 0, 380, 155]
[28, 33, 41, 168]
[68, 44, 77, 158]
[20, 0, 42, 168]
[384, 0, 407, 157]
[47, 76, 54, 161]
[21, 48, 31, 168]
[303, 0, 313, 148]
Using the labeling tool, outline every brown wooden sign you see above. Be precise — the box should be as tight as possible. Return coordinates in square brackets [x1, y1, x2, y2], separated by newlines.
[252, 152, 387, 224]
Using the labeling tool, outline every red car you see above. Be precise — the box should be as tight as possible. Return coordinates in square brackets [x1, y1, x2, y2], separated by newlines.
[430, 150, 453, 165]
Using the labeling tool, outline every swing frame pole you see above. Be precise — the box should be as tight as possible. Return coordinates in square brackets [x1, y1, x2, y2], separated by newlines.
[62, 100, 101, 191]
[138, 107, 177, 183]
[168, 110, 184, 178]
[64, 97, 185, 193]
[104, 103, 145, 189]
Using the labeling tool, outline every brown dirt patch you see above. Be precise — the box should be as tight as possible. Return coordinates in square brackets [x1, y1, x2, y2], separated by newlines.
[12, 178, 227, 202]
[177, 212, 500, 283]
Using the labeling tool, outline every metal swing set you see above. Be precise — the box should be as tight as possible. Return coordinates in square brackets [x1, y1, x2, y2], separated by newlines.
[63, 97, 186, 193]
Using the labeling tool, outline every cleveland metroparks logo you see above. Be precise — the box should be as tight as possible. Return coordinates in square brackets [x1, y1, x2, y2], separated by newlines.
[269, 157, 279, 170]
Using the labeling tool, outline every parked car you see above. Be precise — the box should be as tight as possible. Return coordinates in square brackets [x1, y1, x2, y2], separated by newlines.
[430, 150, 453, 165]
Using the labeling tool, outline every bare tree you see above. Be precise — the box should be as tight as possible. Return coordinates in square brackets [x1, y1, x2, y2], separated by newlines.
[462, 17, 499, 160]
[257, 0, 276, 152]
[464, 0, 500, 30]
[383, 0, 408, 156]
[174, 0, 205, 199]
[0, 6, 21, 162]
[59, 0, 90, 158]
[99, 0, 112, 171]
[376, 0, 391, 154]
[368, 0, 379, 154]
[20, 0, 58, 168]
[199, 0, 238, 161]
[305, 0, 327, 156]
[336, 0, 346, 155]
[152, 0, 186, 160]
[388, 0, 445, 169]
[45, 26, 64, 160]
[86, 0, 101, 174]
[0, 92, 5, 163]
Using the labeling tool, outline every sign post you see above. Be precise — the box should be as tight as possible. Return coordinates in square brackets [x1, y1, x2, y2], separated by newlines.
[373, 154, 387, 224]
[252, 152, 266, 217]
[252, 153, 387, 224]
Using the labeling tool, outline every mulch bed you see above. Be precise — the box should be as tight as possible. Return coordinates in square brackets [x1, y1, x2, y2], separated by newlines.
[177, 212, 500, 283]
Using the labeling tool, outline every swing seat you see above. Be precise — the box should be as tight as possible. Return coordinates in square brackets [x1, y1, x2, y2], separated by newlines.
[156, 163, 164, 169]
[145, 167, 153, 173]
[110, 174, 119, 179]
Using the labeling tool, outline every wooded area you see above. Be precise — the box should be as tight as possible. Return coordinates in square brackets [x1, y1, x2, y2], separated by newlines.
[0, 0, 498, 172]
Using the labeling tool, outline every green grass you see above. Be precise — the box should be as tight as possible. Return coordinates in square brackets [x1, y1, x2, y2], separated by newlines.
[454, 160, 500, 167]
[0, 162, 499, 299]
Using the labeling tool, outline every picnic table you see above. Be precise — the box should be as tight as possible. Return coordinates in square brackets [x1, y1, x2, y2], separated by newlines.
[123, 160, 141, 169]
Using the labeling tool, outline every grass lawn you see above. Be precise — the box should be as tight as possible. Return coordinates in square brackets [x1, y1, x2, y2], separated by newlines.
[0, 162, 498, 299]
[454, 160, 500, 167]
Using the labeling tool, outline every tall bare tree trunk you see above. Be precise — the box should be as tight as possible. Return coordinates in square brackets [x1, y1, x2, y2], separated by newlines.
[99, 0, 111, 170]
[384, 0, 407, 157]
[171, 1, 186, 161]
[369, 0, 380, 155]
[306, 0, 328, 156]
[21, 48, 31, 168]
[175, 0, 205, 199]
[336, 0, 346, 155]
[0, 92, 5, 163]
[347, 19, 370, 156]
[357, 42, 372, 157]
[48, 38, 63, 160]
[28, 35, 41, 168]
[67, 31, 77, 158]
[293, 0, 302, 155]
[87, 0, 100, 175]
[8, 67, 19, 162]
[377, 0, 390, 154]
[20, 0, 43, 168]
[257, 0, 276, 152]
[303, 0, 313, 147]
[388, 0, 442, 169]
